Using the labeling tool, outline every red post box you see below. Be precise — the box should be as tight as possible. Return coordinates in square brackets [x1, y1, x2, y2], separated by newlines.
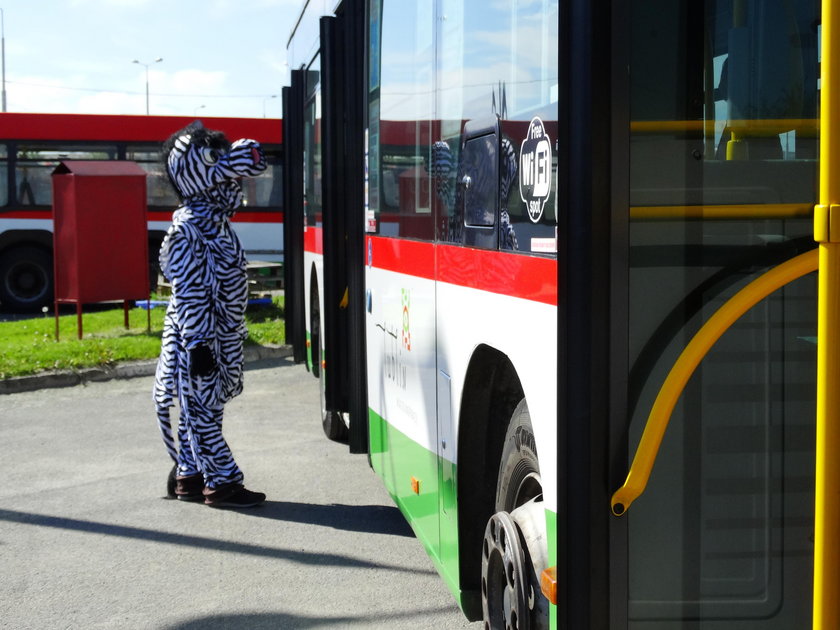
[52, 161, 150, 339]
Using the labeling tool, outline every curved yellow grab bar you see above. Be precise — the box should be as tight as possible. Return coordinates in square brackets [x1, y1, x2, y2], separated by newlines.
[611, 249, 818, 516]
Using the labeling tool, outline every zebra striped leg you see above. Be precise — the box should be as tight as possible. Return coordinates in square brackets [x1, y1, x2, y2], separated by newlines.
[176, 408, 201, 477]
[180, 382, 244, 490]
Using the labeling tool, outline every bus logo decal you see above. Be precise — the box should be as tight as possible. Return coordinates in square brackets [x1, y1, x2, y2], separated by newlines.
[401, 288, 411, 352]
[519, 117, 552, 223]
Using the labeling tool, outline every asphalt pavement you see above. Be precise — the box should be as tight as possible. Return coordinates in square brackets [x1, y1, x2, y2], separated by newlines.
[0, 356, 482, 630]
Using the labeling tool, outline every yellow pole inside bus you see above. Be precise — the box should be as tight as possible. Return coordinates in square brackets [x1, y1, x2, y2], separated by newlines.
[814, 0, 840, 625]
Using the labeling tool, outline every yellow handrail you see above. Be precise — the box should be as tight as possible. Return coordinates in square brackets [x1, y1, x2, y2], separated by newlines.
[630, 203, 813, 221]
[814, 0, 840, 626]
[611, 249, 818, 516]
[629, 118, 818, 136]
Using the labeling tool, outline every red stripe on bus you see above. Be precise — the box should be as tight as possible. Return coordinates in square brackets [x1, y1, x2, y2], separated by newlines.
[0, 112, 282, 143]
[0, 210, 51, 220]
[305, 226, 323, 254]
[438, 244, 557, 305]
[146, 210, 283, 223]
[368, 236, 557, 305]
[368, 237, 436, 279]
[1, 209, 282, 223]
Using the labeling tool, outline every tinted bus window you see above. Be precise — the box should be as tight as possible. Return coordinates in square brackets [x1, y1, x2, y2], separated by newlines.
[16, 143, 117, 206]
[0, 144, 8, 207]
[126, 145, 179, 207]
[127, 144, 282, 210]
[244, 148, 283, 208]
[626, 1, 818, 626]
[436, 0, 559, 252]
[369, 1, 558, 248]
[304, 65, 322, 227]
[370, 0, 434, 240]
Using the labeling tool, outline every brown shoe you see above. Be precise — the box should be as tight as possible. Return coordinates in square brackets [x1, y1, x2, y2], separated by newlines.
[204, 483, 266, 508]
[175, 473, 205, 502]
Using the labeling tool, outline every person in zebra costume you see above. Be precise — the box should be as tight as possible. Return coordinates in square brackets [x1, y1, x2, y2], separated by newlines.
[153, 121, 267, 508]
[429, 137, 518, 249]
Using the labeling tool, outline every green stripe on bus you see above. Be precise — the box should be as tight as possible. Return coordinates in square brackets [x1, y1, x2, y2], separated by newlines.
[369, 407, 558, 626]
[369, 406, 459, 596]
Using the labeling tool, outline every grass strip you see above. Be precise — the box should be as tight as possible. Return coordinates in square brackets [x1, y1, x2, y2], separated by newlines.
[0, 296, 285, 379]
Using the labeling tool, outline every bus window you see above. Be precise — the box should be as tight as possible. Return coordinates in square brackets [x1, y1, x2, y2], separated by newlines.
[0, 144, 9, 208]
[436, 0, 558, 252]
[626, 0, 818, 626]
[125, 145, 179, 208]
[371, 0, 434, 240]
[304, 65, 321, 228]
[16, 143, 117, 207]
[243, 148, 282, 208]
[128, 144, 282, 210]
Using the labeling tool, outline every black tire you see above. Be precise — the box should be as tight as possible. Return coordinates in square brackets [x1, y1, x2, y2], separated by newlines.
[148, 239, 163, 294]
[0, 246, 54, 312]
[310, 279, 321, 378]
[482, 398, 548, 630]
[496, 399, 542, 512]
[321, 372, 348, 443]
[312, 279, 348, 443]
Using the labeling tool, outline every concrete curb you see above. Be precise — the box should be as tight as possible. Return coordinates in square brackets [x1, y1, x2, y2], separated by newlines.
[0, 344, 293, 396]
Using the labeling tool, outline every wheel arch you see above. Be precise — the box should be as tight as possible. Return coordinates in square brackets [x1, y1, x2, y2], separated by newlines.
[456, 343, 525, 619]
[0, 231, 55, 310]
[0, 229, 53, 253]
[147, 230, 166, 289]
[147, 230, 166, 255]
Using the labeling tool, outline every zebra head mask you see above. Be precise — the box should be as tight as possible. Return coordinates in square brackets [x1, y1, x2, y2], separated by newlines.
[164, 121, 267, 215]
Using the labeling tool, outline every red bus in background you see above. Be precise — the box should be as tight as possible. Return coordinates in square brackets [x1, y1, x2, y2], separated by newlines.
[0, 112, 283, 311]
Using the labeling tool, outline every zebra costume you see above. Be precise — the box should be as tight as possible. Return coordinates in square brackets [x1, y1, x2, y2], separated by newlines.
[153, 122, 267, 507]
[430, 137, 518, 248]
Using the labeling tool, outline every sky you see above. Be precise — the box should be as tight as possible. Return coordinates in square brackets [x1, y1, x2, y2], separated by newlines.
[1, 0, 303, 119]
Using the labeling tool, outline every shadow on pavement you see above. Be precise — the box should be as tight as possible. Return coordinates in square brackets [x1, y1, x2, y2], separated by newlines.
[165, 606, 466, 629]
[0, 508, 428, 574]
[235, 500, 414, 537]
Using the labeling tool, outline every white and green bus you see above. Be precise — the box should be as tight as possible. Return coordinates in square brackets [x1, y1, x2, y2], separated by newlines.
[283, 0, 840, 628]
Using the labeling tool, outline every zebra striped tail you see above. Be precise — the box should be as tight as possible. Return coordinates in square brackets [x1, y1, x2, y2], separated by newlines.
[156, 406, 178, 463]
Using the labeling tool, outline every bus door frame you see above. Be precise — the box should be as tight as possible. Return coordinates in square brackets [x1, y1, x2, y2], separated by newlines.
[320, 0, 369, 454]
[283, 71, 308, 365]
[555, 0, 627, 627]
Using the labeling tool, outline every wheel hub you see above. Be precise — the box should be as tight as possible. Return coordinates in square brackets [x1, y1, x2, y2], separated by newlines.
[482, 511, 528, 630]
[10, 262, 46, 300]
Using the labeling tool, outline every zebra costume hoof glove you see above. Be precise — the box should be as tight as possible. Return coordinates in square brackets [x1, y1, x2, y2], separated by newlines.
[189, 344, 216, 378]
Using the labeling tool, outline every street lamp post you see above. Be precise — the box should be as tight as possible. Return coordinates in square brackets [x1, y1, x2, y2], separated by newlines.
[132, 57, 163, 115]
[263, 94, 276, 118]
[2, 8, 7, 113]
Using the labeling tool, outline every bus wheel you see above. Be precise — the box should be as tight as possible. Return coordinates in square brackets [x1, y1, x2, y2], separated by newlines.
[313, 291, 348, 443]
[482, 400, 549, 630]
[319, 347, 348, 443]
[0, 246, 53, 312]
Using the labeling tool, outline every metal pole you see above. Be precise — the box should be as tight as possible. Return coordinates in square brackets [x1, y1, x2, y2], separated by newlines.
[132, 58, 162, 115]
[814, 0, 840, 626]
[263, 94, 276, 118]
[2, 8, 7, 113]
